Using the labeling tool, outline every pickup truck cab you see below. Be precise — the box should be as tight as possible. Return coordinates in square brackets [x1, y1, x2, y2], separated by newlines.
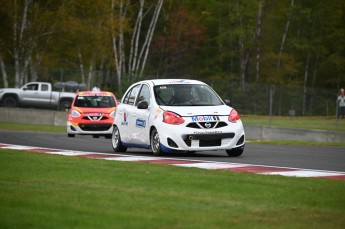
[0, 82, 77, 110]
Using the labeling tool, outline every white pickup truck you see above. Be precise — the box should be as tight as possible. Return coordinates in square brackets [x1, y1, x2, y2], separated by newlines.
[0, 82, 82, 111]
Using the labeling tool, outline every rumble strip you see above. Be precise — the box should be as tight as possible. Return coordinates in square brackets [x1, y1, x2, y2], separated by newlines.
[1, 143, 345, 181]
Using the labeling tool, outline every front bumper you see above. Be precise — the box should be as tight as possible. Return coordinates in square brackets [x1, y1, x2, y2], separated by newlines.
[156, 120, 245, 152]
[67, 121, 113, 135]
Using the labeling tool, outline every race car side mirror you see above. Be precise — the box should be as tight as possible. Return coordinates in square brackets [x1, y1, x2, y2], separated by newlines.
[137, 101, 149, 109]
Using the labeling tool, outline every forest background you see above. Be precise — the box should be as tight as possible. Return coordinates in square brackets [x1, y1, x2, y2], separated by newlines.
[0, 0, 344, 116]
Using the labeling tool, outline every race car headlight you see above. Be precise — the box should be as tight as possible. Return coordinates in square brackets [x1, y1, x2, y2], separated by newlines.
[163, 111, 185, 125]
[71, 109, 81, 118]
[228, 109, 240, 123]
[110, 110, 116, 118]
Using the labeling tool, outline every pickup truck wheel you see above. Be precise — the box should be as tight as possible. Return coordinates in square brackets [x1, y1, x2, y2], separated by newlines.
[2, 96, 18, 107]
[59, 100, 72, 111]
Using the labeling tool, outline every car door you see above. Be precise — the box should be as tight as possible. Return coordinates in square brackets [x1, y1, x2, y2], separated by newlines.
[130, 84, 151, 146]
[20, 83, 39, 105]
[35, 83, 52, 107]
[116, 84, 141, 144]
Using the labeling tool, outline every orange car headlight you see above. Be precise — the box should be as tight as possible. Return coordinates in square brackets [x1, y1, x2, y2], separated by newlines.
[110, 110, 116, 118]
[71, 110, 81, 118]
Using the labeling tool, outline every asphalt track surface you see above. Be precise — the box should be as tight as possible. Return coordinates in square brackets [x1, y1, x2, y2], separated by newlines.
[1, 130, 345, 173]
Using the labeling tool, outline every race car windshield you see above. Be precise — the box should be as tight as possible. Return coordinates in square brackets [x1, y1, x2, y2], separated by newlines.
[154, 84, 223, 106]
[74, 95, 116, 108]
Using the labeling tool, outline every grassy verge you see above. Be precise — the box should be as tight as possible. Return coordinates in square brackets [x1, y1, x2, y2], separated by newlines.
[0, 122, 66, 133]
[241, 115, 345, 132]
[1, 149, 344, 229]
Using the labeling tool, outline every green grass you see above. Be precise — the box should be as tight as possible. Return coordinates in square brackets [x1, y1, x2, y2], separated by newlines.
[241, 115, 345, 132]
[0, 122, 66, 132]
[1, 149, 345, 229]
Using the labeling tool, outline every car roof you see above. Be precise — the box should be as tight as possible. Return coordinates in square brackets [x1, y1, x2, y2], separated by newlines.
[137, 79, 207, 86]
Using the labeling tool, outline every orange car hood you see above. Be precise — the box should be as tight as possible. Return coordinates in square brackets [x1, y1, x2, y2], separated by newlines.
[73, 107, 116, 114]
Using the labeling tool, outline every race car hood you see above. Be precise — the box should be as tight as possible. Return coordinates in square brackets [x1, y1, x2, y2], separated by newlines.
[160, 105, 232, 117]
[73, 107, 115, 114]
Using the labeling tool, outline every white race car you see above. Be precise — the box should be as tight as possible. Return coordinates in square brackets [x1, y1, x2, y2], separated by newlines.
[111, 79, 245, 156]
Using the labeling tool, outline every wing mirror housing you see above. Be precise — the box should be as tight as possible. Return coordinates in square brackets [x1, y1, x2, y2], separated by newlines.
[137, 101, 149, 109]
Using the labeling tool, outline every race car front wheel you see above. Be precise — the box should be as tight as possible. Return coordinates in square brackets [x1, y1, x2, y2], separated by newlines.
[112, 125, 127, 152]
[151, 128, 163, 156]
[226, 145, 244, 157]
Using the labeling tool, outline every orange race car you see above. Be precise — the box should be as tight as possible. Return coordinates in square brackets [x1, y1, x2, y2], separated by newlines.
[67, 91, 118, 138]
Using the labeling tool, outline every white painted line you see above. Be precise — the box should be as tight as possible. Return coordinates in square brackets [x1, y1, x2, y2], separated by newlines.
[105, 156, 163, 161]
[1, 145, 36, 150]
[174, 162, 250, 170]
[261, 170, 345, 177]
[47, 151, 92, 156]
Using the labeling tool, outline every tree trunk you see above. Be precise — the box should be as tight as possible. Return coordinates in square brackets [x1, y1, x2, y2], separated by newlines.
[78, 49, 86, 84]
[277, 0, 294, 70]
[238, 36, 248, 91]
[302, 54, 310, 116]
[111, 0, 129, 93]
[0, 55, 9, 88]
[309, 51, 319, 114]
[87, 61, 94, 90]
[255, 0, 264, 82]
[129, 0, 144, 81]
[112, 0, 163, 91]
[236, 1, 249, 91]
[139, 0, 164, 78]
[13, 0, 33, 87]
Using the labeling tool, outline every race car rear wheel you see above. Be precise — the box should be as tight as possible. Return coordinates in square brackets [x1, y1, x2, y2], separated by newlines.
[151, 128, 163, 156]
[112, 125, 127, 152]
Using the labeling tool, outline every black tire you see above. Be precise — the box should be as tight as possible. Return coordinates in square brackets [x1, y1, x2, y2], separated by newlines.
[151, 128, 163, 156]
[2, 96, 18, 107]
[68, 133, 75, 137]
[59, 100, 72, 111]
[111, 125, 127, 152]
[226, 146, 244, 157]
[93, 135, 100, 138]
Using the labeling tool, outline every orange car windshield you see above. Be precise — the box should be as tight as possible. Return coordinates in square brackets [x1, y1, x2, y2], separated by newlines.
[74, 95, 116, 108]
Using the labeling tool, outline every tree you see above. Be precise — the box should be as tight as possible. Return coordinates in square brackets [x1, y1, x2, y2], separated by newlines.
[111, 0, 163, 93]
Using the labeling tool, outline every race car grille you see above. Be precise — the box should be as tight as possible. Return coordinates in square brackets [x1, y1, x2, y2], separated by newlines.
[82, 116, 109, 121]
[183, 133, 235, 147]
[78, 124, 112, 131]
[186, 121, 228, 129]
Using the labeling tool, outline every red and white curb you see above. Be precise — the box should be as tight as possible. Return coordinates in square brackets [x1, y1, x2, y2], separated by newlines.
[1, 143, 345, 181]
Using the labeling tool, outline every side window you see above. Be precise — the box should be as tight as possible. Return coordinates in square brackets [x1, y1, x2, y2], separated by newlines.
[122, 84, 141, 105]
[136, 84, 151, 106]
[26, 83, 38, 91]
[122, 90, 131, 104]
[41, 84, 49, 91]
